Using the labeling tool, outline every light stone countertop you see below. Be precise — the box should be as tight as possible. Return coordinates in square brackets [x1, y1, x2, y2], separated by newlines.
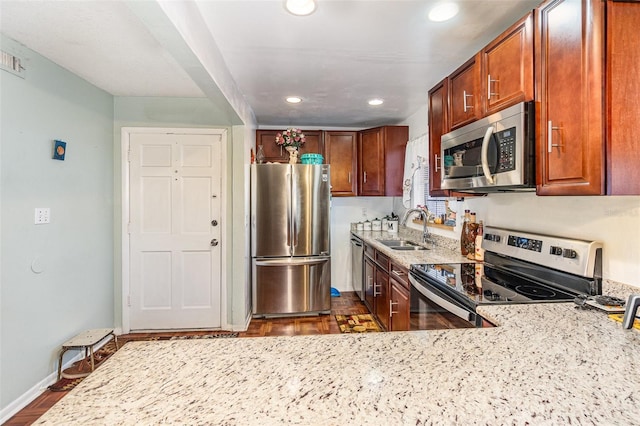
[35, 280, 640, 425]
[352, 228, 474, 268]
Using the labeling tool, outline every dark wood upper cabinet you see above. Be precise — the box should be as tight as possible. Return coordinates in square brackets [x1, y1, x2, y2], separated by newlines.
[358, 126, 408, 197]
[448, 54, 480, 130]
[535, 0, 604, 195]
[481, 11, 534, 116]
[358, 128, 385, 196]
[428, 79, 449, 197]
[606, 0, 640, 195]
[255, 130, 323, 164]
[256, 130, 287, 163]
[324, 131, 358, 197]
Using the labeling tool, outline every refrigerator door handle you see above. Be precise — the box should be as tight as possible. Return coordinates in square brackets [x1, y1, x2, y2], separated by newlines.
[254, 257, 330, 267]
[291, 168, 298, 249]
[286, 172, 292, 252]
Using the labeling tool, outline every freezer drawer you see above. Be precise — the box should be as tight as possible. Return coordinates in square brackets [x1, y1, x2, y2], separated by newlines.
[252, 257, 331, 316]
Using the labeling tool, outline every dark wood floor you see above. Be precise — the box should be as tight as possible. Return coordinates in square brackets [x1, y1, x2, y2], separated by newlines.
[4, 291, 368, 426]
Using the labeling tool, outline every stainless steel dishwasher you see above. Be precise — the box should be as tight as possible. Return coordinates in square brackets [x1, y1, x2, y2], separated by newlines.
[350, 234, 364, 300]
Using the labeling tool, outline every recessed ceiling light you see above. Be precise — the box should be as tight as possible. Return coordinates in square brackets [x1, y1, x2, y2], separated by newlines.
[286, 96, 302, 104]
[428, 2, 459, 22]
[284, 0, 317, 16]
[368, 99, 384, 106]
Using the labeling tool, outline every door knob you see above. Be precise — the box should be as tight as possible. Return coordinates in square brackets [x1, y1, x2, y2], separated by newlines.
[211, 220, 218, 226]
[210, 239, 219, 247]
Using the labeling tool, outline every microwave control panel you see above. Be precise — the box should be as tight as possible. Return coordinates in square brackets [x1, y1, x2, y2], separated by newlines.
[496, 127, 516, 172]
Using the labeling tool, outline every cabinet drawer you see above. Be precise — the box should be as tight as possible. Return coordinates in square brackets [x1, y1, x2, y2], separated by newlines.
[375, 251, 390, 271]
[364, 242, 375, 259]
[389, 261, 409, 290]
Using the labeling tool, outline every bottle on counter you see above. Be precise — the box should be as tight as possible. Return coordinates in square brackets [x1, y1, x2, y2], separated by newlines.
[474, 220, 485, 261]
[460, 209, 471, 256]
[466, 212, 478, 260]
[474, 220, 485, 289]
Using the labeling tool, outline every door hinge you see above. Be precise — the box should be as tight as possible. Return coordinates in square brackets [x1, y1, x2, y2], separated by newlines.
[127, 149, 131, 162]
[127, 223, 131, 234]
[127, 295, 131, 307]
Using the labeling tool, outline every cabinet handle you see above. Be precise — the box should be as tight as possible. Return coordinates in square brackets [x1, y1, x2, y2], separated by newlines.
[487, 74, 498, 100]
[434, 154, 440, 173]
[348, 172, 351, 184]
[391, 270, 405, 277]
[547, 120, 564, 153]
[374, 282, 380, 297]
[363, 171, 367, 183]
[367, 275, 373, 290]
[463, 90, 473, 112]
[390, 300, 398, 316]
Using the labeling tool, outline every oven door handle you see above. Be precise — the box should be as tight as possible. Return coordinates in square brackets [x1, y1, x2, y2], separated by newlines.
[409, 274, 474, 324]
[480, 125, 495, 184]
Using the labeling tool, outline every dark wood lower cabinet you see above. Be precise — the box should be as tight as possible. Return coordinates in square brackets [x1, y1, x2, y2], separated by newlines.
[363, 246, 411, 332]
[389, 262, 410, 331]
[374, 265, 390, 330]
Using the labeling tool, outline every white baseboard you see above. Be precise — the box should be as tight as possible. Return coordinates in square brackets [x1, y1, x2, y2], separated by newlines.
[0, 336, 114, 424]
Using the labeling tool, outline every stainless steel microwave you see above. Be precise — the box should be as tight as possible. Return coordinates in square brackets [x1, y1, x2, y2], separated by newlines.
[440, 101, 535, 193]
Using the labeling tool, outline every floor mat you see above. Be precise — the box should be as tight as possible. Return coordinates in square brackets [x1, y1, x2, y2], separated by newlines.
[335, 314, 381, 333]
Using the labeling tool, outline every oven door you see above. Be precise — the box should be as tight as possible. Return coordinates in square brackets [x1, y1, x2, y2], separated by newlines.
[409, 272, 483, 329]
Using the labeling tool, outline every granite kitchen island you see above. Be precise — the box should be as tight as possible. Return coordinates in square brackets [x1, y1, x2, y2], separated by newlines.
[35, 281, 640, 425]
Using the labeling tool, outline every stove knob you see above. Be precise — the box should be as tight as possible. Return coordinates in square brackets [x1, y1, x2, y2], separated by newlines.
[563, 249, 577, 259]
[550, 246, 563, 256]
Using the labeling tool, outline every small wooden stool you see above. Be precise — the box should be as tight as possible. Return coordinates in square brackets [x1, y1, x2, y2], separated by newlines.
[57, 328, 118, 380]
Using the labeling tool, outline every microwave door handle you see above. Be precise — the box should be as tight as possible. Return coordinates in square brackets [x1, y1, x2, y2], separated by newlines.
[480, 126, 495, 184]
[409, 275, 474, 323]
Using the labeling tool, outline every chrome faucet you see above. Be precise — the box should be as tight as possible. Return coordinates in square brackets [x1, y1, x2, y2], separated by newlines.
[622, 294, 640, 329]
[401, 208, 431, 244]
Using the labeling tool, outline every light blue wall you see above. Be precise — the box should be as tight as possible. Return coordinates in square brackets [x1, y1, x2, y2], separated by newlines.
[1, 35, 114, 408]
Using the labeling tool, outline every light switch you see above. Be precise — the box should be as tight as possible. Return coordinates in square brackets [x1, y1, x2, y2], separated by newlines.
[35, 208, 50, 224]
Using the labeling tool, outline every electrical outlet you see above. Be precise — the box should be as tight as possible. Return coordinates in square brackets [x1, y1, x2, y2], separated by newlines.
[34, 208, 50, 224]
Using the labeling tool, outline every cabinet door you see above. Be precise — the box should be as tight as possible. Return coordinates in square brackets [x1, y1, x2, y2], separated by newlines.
[390, 279, 410, 332]
[325, 131, 357, 196]
[428, 79, 449, 197]
[364, 256, 375, 313]
[535, 0, 604, 195]
[297, 130, 323, 159]
[358, 128, 385, 196]
[374, 266, 390, 331]
[481, 12, 534, 116]
[256, 130, 287, 163]
[256, 130, 323, 163]
[448, 55, 480, 130]
[606, 1, 640, 195]
[382, 126, 409, 196]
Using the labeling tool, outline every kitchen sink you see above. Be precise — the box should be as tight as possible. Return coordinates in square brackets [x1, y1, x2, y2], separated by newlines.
[378, 240, 429, 251]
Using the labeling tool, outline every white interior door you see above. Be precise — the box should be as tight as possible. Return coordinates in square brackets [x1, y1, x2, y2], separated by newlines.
[128, 131, 223, 330]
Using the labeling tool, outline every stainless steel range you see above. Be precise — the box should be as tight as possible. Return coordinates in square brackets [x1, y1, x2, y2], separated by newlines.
[408, 226, 603, 328]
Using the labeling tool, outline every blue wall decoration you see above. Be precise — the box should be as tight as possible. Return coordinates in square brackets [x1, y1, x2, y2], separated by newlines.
[53, 140, 66, 160]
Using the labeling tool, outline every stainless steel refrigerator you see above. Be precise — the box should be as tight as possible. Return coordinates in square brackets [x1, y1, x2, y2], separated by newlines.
[251, 163, 331, 316]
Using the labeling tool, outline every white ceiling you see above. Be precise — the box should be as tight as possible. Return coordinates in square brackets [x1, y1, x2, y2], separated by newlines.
[0, 0, 541, 127]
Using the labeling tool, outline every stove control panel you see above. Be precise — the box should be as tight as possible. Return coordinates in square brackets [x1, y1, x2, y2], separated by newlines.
[507, 235, 542, 252]
[482, 226, 603, 278]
